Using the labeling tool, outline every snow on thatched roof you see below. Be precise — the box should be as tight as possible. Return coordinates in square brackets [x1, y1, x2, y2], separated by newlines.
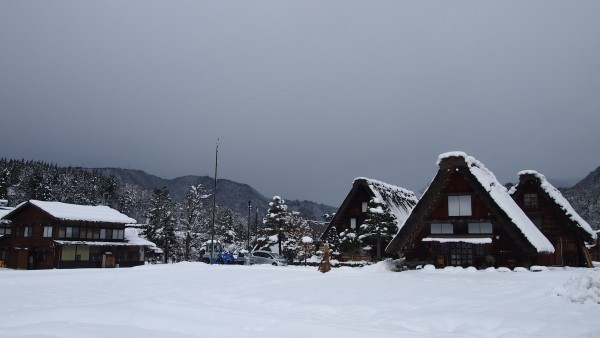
[5, 200, 136, 224]
[354, 177, 418, 227]
[437, 152, 554, 253]
[510, 170, 596, 240]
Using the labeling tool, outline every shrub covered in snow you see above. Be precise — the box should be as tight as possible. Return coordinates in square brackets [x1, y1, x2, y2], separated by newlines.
[553, 271, 600, 304]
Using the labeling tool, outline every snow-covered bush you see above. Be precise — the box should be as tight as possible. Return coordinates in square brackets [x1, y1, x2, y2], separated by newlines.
[530, 265, 549, 272]
[553, 271, 600, 304]
[422, 264, 436, 271]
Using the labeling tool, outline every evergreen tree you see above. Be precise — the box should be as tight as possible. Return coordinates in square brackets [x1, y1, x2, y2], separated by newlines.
[144, 187, 177, 263]
[262, 196, 288, 254]
[179, 184, 210, 261]
[359, 197, 397, 261]
[281, 211, 314, 263]
[323, 225, 341, 258]
[339, 228, 361, 261]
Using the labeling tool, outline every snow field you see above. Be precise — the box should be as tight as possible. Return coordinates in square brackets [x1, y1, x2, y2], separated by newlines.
[1, 262, 599, 338]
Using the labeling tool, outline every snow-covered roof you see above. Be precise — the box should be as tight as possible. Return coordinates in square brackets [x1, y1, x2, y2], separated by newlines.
[437, 152, 555, 253]
[54, 240, 141, 247]
[5, 200, 136, 224]
[124, 228, 163, 253]
[510, 170, 596, 240]
[354, 177, 418, 228]
[0, 206, 14, 222]
[422, 237, 493, 244]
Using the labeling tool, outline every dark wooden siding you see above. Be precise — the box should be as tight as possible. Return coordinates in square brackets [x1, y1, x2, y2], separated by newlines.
[512, 177, 591, 267]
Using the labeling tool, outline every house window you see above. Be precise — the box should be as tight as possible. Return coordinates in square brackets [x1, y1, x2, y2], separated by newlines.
[66, 227, 73, 238]
[524, 193, 538, 209]
[100, 229, 106, 239]
[362, 202, 368, 213]
[72, 227, 80, 238]
[106, 229, 113, 240]
[22, 226, 33, 237]
[468, 223, 493, 234]
[350, 218, 357, 229]
[448, 195, 472, 216]
[431, 223, 453, 234]
[0, 226, 11, 235]
[114, 229, 124, 240]
[43, 226, 53, 238]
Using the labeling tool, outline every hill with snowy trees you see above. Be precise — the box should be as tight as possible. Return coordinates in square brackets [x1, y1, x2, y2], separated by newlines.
[565, 164, 600, 230]
[94, 167, 336, 222]
[0, 159, 337, 263]
[0, 159, 335, 222]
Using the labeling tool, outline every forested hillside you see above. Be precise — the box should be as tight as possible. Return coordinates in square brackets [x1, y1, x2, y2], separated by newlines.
[0, 159, 336, 224]
[565, 165, 600, 230]
[0, 158, 337, 262]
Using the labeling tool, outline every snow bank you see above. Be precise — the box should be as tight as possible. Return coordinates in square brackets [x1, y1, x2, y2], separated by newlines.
[2, 263, 600, 338]
[553, 270, 600, 304]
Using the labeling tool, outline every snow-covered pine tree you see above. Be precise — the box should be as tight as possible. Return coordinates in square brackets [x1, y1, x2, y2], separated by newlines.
[179, 184, 210, 261]
[360, 197, 398, 261]
[281, 211, 308, 262]
[215, 208, 241, 248]
[144, 187, 177, 263]
[323, 225, 341, 258]
[262, 196, 288, 254]
[339, 228, 361, 261]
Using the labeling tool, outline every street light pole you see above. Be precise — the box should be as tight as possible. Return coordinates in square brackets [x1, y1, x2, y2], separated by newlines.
[247, 200, 252, 250]
[255, 207, 258, 238]
[210, 140, 219, 265]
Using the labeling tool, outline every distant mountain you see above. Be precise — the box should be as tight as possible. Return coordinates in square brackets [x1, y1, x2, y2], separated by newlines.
[547, 178, 581, 190]
[565, 165, 600, 230]
[95, 168, 336, 223]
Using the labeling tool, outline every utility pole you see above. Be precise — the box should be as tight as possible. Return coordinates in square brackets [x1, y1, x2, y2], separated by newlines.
[210, 140, 219, 264]
[247, 200, 252, 250]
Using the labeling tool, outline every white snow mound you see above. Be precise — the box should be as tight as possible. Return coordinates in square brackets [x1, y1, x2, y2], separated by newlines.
[553, 270, 600, 304]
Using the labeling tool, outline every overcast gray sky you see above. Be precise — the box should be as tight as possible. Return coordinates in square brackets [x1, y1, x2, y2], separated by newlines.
[1, 1, 599, 206]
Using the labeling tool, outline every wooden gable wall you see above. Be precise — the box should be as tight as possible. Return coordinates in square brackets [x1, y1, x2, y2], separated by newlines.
[512, 177, 592, 267]
[389, 161, 546, 269]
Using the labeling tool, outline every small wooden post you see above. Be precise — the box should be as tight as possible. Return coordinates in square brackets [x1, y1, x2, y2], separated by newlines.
[318, 243, 331, 273]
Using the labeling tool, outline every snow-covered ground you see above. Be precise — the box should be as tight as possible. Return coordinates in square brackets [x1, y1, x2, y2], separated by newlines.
[1, 263, 600, 338]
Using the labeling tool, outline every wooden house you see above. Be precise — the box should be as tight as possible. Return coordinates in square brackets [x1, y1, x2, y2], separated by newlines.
[510, 171, 596, 267]
[321, 177, 418, 261]
[0, 200, 159, 269]
[385, 152, 555, 268]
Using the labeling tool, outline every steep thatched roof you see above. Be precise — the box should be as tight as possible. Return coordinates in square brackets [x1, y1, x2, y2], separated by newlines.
[320, 177, 417, 239]
[510, 170, 596, 243]
[386, 152, 554, 255]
